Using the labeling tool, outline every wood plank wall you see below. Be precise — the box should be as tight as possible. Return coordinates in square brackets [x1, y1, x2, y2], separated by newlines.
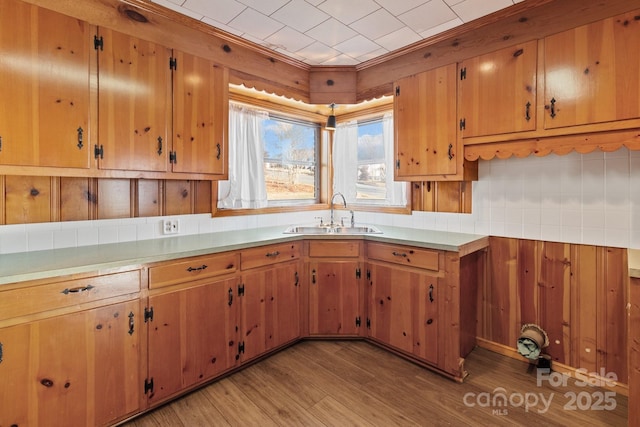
[0, 175, 212, 224]
[479, 236, 628, 383]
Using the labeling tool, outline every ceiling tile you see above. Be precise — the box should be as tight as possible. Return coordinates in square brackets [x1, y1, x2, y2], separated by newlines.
[305, 18, 358, 47]
[451, 0, 515, 22]
[334, 34, 382, 58]
[151, 0, 204, 21]
[350, 8, 405, 40]
[444, 0, 465, 6]
[356, 47, 387, 62]
[271, 0, 330, 33]
[228, 8, 284, 39]
[236, 0, 289, 16]
[399, 0, 457, 34]
[375, 26, 421, 52]
[419, 17, 463, 39]
[201, 17, 245, 37]
[318, 0, 380, 25]
[373, 0, 429, 16]
[183, 0, 246, 24]
[265, 26, 315, 52]
[321, 53, 359, 66]
[296, 41, 342, 64]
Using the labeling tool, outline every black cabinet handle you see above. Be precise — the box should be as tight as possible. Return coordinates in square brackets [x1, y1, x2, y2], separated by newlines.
[186, 264, 208, 272]
[77, 127, 84, 149]
[128, 311, 135, 335]
[392, 251, 407, 258]
[266, 251, 280, 257]
[429, 284, 434, 303]
[549, 98, 557, 118]
[216, 143, 221, 160]
[312, 269, 316, 284]
[294, 271, 299, 287]
[228, 288, 233, 306]
[157, 136, 163, 155]
[447, 143, 453, 160]
[525, 102, 531, 121]
[61, 284, 94, 295]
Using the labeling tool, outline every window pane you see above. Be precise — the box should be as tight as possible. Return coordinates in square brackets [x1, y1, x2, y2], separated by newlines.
[264, 116, 318, 203]
[357, 120, 386, 201]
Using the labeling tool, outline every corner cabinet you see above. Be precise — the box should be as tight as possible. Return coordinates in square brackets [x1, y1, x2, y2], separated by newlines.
[366, 241, 482, 381]
[394, 64, 460, 180]
[0, 0, 91, 168]
[0, 269, 142, 427]
[307, 240, 364, 336]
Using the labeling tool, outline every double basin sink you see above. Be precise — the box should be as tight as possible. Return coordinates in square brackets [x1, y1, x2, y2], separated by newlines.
[283, 224, 382, 235]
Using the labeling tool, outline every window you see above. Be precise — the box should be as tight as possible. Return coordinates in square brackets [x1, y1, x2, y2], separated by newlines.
[263, 115, 319, 205]
[333, 113, 406, 207]
[218, 103, 320, 210]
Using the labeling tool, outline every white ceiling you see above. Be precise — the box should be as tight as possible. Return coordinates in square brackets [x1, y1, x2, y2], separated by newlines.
[150, 0, 525, 66]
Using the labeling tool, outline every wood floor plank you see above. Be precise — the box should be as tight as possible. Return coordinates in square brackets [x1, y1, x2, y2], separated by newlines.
[122, 341, 628, 426]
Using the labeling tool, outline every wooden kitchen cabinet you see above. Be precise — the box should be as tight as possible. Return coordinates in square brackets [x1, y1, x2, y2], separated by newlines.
[459, 40, 538, 138]
[544, 10, 640, 129]
[366, 241, 481, 380]
[307, 240, 363, 336]
[239, 242, 302, 361]
[172, 50, 228, 176]
[97, 27, 171, 172]
[146, 253, 240, 405]
[394, 64, 458, 180]
[0, 0, 91, 168]
[0, 270, 142, 427]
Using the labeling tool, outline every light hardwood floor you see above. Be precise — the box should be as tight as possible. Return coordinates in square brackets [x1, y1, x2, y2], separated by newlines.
[122, 340, 628, 426]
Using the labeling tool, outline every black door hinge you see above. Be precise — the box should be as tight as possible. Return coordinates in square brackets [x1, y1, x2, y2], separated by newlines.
[366, 269, 371, 280]
[94, 35, 103, 51]
[356, 268, 361, 279]
[169, 151, 177, 164]
[144, 306, 154, 323]
[366, 318, 371, 329]
[94, 144, 104, 159]
[144, 378, 154, 395]
[355, 316, 361, 327]
[459, 118, 466, 131]
[396, 159, 400, 169]
[238, 341, 245, 354]
[395, 86, 400, 96]
[460, 67, 466, 80]
[238, 284, 245, 296]
[169, 57, 177, 70]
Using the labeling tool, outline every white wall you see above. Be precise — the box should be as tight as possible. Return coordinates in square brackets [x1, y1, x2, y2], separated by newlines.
[1, 148, 638, 254]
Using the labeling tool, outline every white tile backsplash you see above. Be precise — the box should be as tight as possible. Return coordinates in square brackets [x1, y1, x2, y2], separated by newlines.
[1, 148, 639, 254]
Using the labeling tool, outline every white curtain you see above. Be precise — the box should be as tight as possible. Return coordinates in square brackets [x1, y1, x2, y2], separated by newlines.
[332, 120, 359, 203]
[332, 114, 406, 206]
[383, 112, 407, 206]
[218, 103, 268, 209]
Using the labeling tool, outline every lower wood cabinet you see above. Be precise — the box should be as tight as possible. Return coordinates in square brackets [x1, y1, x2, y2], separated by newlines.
[368, 263, 439, 365]
[307, 240, 364, 336]
[0, 299, 142, 427]
[146, 276, 239, 405]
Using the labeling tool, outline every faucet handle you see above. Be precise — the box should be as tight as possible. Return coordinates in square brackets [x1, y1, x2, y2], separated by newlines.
[314, 216, 324, 226]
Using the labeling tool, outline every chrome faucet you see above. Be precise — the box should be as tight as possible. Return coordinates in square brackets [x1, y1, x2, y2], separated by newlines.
[330, 192, 347, 226]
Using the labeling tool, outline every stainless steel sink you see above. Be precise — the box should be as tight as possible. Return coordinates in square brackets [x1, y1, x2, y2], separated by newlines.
[283, 224, 382, 235]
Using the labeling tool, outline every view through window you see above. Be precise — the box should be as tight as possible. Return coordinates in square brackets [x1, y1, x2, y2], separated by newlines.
[264, 115, 319, 205]
[356, 119, 386, 201]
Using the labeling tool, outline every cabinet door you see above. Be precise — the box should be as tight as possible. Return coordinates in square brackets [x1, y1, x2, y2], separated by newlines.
[308, 260, 360, 335]
[394, 64, 457, 179]
[0, 0, 90, 168]
[97, 28, 170, 172]
[544, 11, 640, 129]
[172, 51, 228, 175]
[459, 40, 537, 138]
[0, 300, 141, 427]
[148, 277, 238, 404]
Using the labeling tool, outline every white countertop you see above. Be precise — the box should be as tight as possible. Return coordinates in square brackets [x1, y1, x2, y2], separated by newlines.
[0, 225, 489, 286]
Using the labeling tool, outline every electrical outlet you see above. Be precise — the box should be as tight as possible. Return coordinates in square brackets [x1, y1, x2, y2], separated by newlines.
[162, 219, 180, 235]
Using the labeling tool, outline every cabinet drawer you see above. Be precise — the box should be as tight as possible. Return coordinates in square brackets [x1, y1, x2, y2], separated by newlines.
[149, 252, 239, 289]
[308, 240, 360, 258]
[241, 242, 301, 270]
[0, 270, 140, 322]
[367, 242, 440, 271]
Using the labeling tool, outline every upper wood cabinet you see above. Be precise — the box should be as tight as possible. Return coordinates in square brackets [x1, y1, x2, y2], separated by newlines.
[544, 10, 640, 129]
[97, 28, 171, 172]
[394, 64, 458, 180]
[172, 51, 228, 176]
[459, 40, 538, 138]
[0, 0, 91, 168]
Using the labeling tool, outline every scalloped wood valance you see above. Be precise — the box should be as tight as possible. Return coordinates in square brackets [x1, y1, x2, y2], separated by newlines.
[464, 129, 640, 161]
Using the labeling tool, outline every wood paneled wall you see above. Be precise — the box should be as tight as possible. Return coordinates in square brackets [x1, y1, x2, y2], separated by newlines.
[478, 236, 628, 383]
[0, 175, 212, 224]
